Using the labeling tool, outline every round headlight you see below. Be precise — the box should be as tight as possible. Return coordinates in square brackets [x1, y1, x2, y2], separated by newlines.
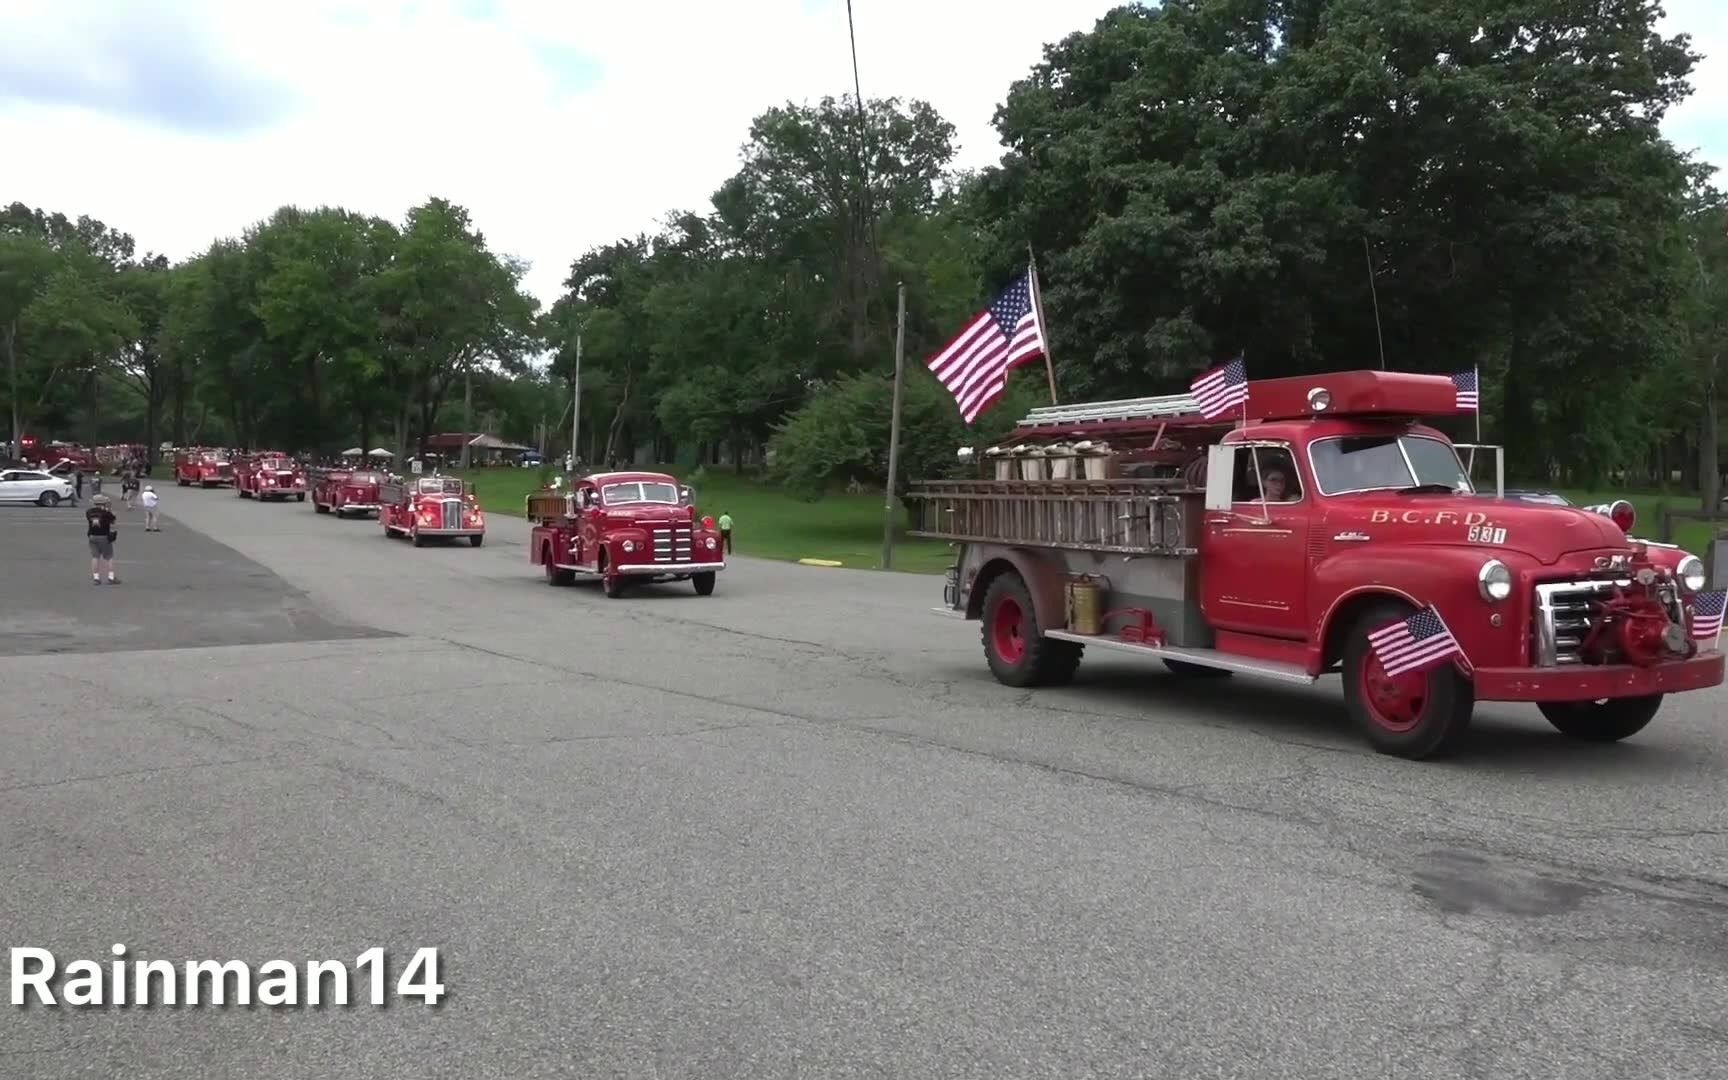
[622, 539, 636, 552]
[1677, 554, 1706, 593]
[1478, 559, 1512, 602]
[705, 536, 716, 550]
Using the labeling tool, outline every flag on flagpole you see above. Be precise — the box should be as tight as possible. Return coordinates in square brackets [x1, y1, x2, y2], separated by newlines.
[1367, 606, 1464, 677]
[1190, 357, 1248, 419]
[926, 268, 1048, 424]
[1450, 370, 1478, 411]
[1690, 590, 1725, 641]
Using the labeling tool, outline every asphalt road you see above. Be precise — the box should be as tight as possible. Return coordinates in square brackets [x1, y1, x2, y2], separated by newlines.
[3, 487, 1726, 1079]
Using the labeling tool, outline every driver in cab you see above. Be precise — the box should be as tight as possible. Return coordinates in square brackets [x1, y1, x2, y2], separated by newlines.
[1258, 467, 1296, 502]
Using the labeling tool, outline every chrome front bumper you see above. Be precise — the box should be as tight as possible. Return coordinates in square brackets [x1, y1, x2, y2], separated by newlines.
[616, 560, 725, 575]
[335, 503, 380, 512]
[415, 527, 484, 536]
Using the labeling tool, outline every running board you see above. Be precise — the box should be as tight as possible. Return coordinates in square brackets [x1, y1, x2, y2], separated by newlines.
[1043, 631, 1317, 684]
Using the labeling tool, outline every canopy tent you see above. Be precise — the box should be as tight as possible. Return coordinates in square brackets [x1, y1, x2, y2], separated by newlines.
[367, 448, 394, 458]
[340, 447, 363, 456]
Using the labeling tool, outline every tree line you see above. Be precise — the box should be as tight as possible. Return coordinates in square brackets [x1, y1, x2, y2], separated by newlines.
[3, 0, 1726, 501]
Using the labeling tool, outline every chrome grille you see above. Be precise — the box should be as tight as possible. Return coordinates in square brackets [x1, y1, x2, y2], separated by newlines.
[441, 499, 462, 531]
[651, 523, 693, 563]
[1533, 578, 1685, 666]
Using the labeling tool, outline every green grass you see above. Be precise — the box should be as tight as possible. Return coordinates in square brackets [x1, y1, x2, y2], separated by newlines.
[449, 466, 956, 574]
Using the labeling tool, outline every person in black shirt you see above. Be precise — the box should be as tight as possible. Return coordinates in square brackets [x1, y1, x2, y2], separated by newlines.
[85, 495, 119, 584]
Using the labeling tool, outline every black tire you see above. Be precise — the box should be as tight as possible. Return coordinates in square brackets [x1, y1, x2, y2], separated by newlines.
[177, 477, 189, 487]
[296, 493, 306, 502]
[1341, 600, 1474, 759]
[544, 544, 575, 585]
[602, 554, 625, 597]
[314, 502, 330, 514]
[1163, 659, 1232, 678]
[693, 572, 716, 595]
[469, 534, 483, 547]
[1538, 696, 1662, 742]
[412, 526, 425, 547]
[980, 571, 1082, 687]
[37, 491, 61, 507]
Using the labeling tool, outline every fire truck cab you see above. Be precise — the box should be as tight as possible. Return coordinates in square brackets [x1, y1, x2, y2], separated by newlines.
[911, 370, 1724, 759]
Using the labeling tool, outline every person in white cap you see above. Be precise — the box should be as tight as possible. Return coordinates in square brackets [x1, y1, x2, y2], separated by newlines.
[141, 484, 161, 531]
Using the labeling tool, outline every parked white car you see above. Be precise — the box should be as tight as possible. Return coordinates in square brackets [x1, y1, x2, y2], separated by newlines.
[0, 468, 76, 506]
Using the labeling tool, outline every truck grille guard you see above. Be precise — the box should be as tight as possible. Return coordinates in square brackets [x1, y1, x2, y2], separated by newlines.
[1533, 577, 1688, 667]
[651, 522, 694, 564]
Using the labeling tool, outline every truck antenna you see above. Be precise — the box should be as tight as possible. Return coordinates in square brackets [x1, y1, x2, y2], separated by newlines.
[1363, 235, 1386, 371]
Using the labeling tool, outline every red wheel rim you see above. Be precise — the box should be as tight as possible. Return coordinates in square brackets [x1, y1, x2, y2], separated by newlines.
[1359, 651, 1428, 733]
[992, 596, 1027, 664]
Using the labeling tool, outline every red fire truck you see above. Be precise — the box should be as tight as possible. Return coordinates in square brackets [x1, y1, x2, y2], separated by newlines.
[309, 466, 385, 517]
[379, 474, 486, 545]
[909, 369, 1724, 759]
[174, 448, 236, 487]
[527, 470, 725, 597]
[235, 452, 307, 500]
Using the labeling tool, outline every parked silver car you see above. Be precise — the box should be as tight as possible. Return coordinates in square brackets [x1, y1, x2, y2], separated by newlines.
[0, 468, 76, 506]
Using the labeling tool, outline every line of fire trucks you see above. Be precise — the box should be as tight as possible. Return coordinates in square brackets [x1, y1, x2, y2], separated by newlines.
[44, 364, 1725, 761]
[164, 448, 728, 591]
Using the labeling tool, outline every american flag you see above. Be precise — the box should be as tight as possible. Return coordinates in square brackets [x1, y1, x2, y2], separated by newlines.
[1367, 606, 1464, 677]
[1451, 370, 1478, 411]
[1691, 590, 1725, 641]
[1190, 357, 1248, 420]
[926, 268, 1048, 424]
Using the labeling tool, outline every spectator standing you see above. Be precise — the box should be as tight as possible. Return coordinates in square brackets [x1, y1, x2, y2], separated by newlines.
[85, 495, 119, 585]
[141, 485, 161, 531]
[718, 511, 733, 553]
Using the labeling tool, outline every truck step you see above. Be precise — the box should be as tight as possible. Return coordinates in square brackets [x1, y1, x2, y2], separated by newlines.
[1042, 631, 1316, 684]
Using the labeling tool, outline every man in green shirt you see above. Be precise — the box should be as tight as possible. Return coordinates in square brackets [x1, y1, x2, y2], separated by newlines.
[718, 511, 733, 553]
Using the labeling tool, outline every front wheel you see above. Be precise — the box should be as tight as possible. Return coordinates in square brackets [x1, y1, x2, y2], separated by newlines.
[693, 572, 716, 596]
[1538, 695, 1662, 742]
[38, 491, 61, 507]
[469, 534, 483, 547]
[315, 502, 330, 514]
[1342, 600, 1474, 759]
[980, 572, 1082, 687]
[296, 493, 306, 502]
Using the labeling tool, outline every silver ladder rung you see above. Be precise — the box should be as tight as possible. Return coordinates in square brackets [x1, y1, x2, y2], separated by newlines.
[1017, 393, 1203, 428]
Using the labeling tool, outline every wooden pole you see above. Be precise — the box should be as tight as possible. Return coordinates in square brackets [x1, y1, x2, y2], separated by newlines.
[882, 282, 907, 570]
[1028, 247, 1057, 404]
[461, 361, 473, 469]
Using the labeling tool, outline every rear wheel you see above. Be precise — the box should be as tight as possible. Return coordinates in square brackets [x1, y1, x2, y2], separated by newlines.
[980, 572, 1082, 687]
[1538, 696, 1662, 742]
[544, 544, 574, 585]
[693, 572, 716, 595]
[1342, 600, 1474, 759]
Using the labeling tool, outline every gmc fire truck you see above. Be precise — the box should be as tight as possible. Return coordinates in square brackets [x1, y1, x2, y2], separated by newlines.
[909, 370, 1724, 759]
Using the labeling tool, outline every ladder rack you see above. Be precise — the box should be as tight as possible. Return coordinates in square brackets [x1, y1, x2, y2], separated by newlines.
[1016, 392, 1206, 429]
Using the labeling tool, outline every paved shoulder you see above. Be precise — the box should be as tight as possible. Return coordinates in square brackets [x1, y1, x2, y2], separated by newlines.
[0, 505, 392, 656]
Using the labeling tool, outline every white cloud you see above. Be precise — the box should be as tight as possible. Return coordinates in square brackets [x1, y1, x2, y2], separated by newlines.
[1, 0, 1722, 314]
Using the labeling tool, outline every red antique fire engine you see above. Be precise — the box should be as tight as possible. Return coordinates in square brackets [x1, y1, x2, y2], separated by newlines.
[527, 470, 724, 597]
[379, 474, 485, 545]
[235, 452, 307, 500]
[310, 466, 385, 516]
[174, 448, 236, 487]
[910, 369, 1725, 759]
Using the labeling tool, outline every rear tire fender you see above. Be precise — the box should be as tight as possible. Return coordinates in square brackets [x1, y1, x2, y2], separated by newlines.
[964, 548, 1069, 631]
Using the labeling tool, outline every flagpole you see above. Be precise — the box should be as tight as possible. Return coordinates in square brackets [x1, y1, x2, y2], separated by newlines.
[881, 282, 908, 570]
[1028, 245, 1058, 404]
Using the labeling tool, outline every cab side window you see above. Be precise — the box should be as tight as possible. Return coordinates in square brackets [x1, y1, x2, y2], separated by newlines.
[1232, 447, 1303, 504]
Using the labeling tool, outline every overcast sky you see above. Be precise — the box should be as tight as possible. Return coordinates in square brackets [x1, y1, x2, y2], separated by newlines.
[2, 0, 1722, 311]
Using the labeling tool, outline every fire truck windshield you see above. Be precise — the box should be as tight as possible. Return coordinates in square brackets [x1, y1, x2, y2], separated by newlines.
[1308, 434, 1473, 496]
[602, 481, 679, 505]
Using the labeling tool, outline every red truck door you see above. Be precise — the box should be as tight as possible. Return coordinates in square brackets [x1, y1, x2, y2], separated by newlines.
[1199, 439, 1312, 641]
[574, 482, 602, 567]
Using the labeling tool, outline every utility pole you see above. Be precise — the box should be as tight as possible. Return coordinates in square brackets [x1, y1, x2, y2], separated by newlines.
[882, 282, 907, 569]
[461, 359, 474, 469]
[569, 333, 581, 473]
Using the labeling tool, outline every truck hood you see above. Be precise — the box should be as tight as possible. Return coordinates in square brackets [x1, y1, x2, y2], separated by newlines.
[602, 504, 692, 526]
[1324, 494, 1626, 564]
